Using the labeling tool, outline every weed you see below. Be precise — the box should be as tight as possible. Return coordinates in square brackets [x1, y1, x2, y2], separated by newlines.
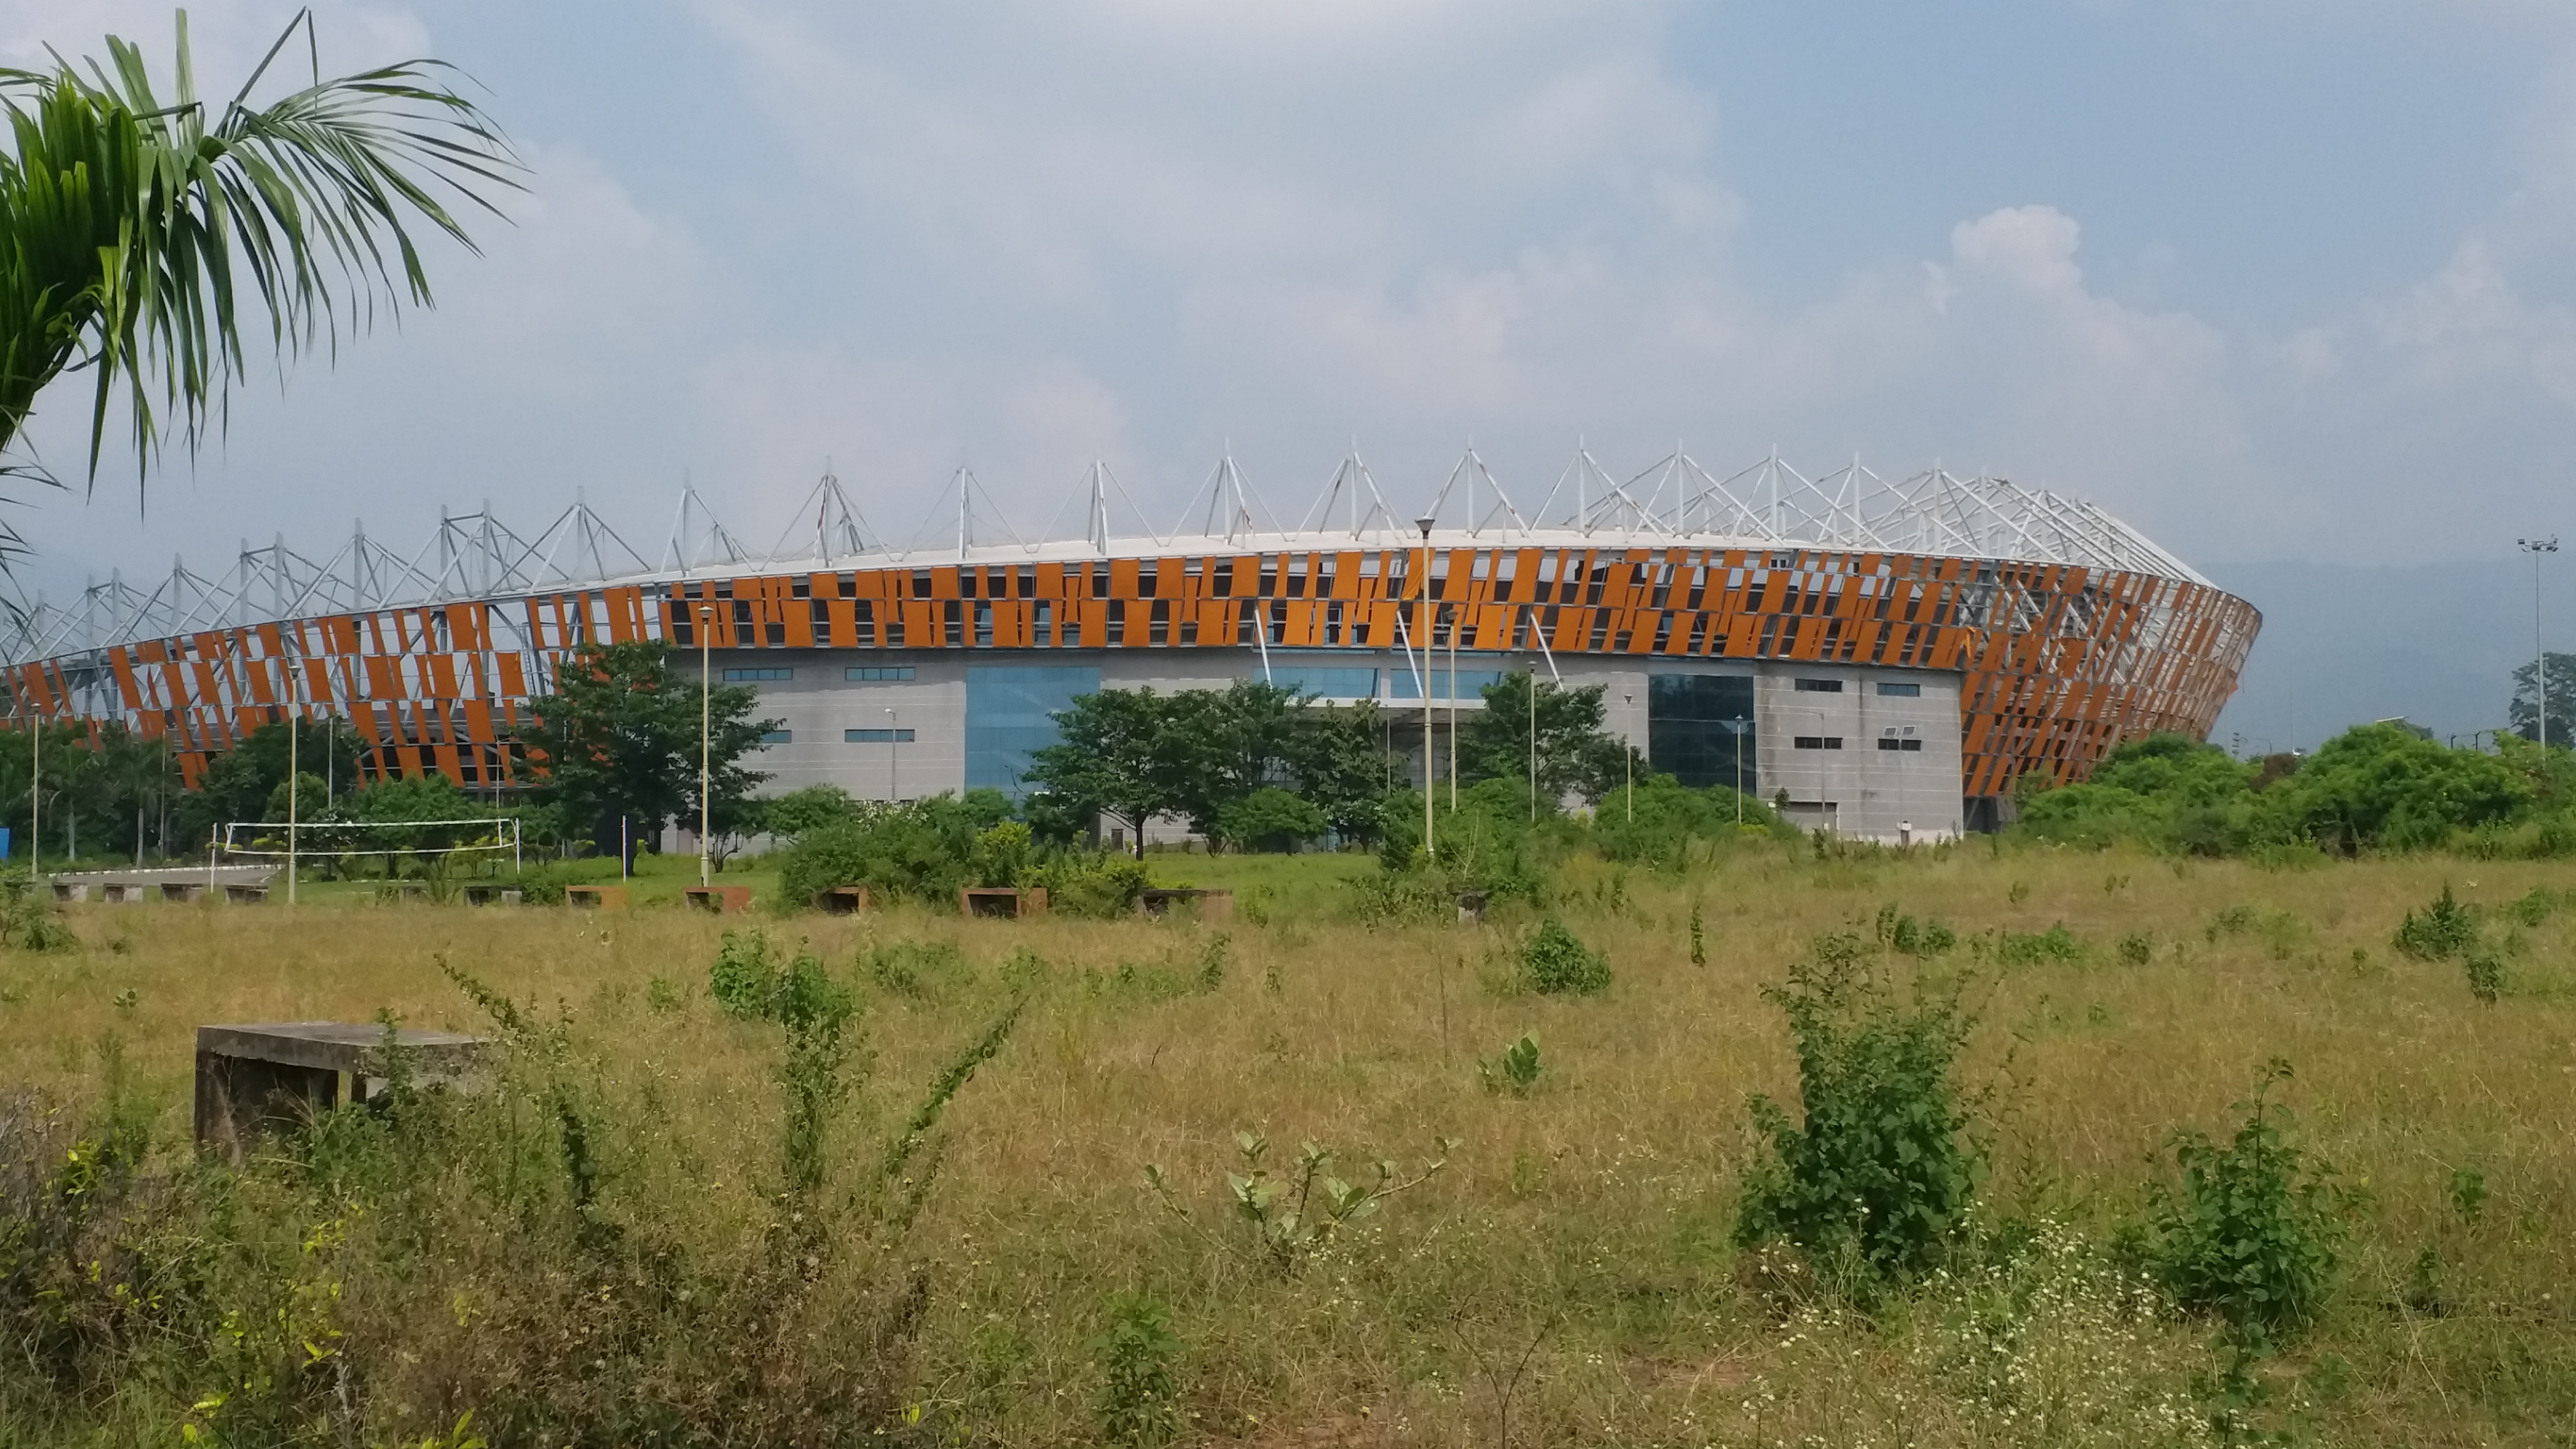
[2466, 946, 2506, 1002]
[2119, 931, 2156, 966]
[2393, 885, 2478, 960]
[1092, 1291, 1182, 1448]
[2008, 880, 2031, 905]
[1145, 1130, 1451, 1277]
[108, 987, 137, 1014]
[1689, 902, 1706, 967]
[999, 946, 1050, 992]
[1479, 1033, 1542, 1096]
[866, 939, 970, 999]
[1519, 916, 1611, 996]
[2449, 1168, 2488, 1224]
[1736, 933, 1982, 1288]
[2144, 1060, 2345, 1344]
[1996, 924, 2084, 966]
[708, 929, 776, 1018]
[2401, 1243, 2449, 1317]
[643, 975, 685, 1014]
[1875, 902, 1958, 956]
[2507, 887, 2558, 927]
[1195, 933, 1230, 991]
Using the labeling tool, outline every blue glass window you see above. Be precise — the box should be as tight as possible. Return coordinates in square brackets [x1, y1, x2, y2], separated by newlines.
[761, 728, 792, 744]
[846, 666, 917, 681]
[845, 728, 916, 743]
[966, 665, 1100, 796]
[724, 667, 794, 681]
[1387, 667, 1504, 702]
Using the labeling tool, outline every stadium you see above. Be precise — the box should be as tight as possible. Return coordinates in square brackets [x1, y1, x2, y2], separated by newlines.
[1, 447, 2260, 845]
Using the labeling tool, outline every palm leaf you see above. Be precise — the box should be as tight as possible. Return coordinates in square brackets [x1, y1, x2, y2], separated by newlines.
[0, 6, 520, 495]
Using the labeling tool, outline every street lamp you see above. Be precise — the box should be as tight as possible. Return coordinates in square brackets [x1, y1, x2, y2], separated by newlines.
[1526, 654, 1543, 824]
[1622, 690, 1635, 821]
[2519, 536, 2558, 747]
[1417, 514, 1437, 861]
[698, 603, 714, 888]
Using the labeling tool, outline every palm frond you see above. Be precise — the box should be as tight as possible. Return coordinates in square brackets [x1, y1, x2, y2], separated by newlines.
[0, 6, 522, 490]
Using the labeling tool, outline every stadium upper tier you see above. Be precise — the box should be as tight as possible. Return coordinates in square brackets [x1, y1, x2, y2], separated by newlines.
[1, 448, 2259, 805]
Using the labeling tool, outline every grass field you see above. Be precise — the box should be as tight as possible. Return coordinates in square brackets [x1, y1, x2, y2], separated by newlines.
[5, 841, 2575, 1446]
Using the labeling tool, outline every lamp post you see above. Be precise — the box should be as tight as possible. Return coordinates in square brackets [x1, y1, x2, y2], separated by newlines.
[2519, 536, 2559, 747]
[27, 691, 37, 882]
[1527, 655, 1541, 824]
[287, 635, 299, 907]
[698, 603, 714, 888]
[1417, 514, 1437, 861]
[1622, 690, 1635, 821]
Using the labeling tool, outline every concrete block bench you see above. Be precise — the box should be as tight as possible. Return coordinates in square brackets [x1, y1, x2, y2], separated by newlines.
[814, 885, 872, 915]
[960, 886, 1048, 919]
[193, 1021, 488, 1163]
[683, 886, 753, 913]
[565, 885, 627, 910]
[1138, 887, 1233, 922]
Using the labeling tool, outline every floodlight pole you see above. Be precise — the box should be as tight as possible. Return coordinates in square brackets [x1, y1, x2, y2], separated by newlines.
[2521, 537, 2559, 747]
[699, 603, 713, 887]
[1417, 516, 1437, 862]
[1447, 608, 1458, 813]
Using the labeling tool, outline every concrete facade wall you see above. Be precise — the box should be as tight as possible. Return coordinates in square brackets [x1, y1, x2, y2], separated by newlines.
[703, 645, 1963, 842]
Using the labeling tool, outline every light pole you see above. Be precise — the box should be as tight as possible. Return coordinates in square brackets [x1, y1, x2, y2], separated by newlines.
[698, 603, 714, 887]
[1622, 690, 1635, 821]
[1527, 655, 1541, 824]
[1447, 602, 1459, 814]
[2519, 536, 2559, 747]
[1417, 514, 1436, 861]
[286, 637, 299, 907]
[27, 691, 37, 882]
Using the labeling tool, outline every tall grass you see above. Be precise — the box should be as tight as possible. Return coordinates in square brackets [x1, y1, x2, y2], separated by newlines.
[2, 841, 2573, 1444]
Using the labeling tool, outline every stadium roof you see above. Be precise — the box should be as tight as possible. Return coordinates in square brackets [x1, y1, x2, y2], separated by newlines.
[2, 446, 2213, 665]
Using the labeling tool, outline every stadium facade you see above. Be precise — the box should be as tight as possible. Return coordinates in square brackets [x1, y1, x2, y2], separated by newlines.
[0, 449, 2260, 843]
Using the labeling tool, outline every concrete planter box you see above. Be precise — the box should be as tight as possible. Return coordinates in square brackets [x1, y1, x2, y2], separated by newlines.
[683, 886, 754, 913]
[194, 1021, 487, 1163]
[960, 886, 1048, 919]
[565, 885, 628, 910]
[1138, 887, 1233, 922]
[815, 885, 872, 915]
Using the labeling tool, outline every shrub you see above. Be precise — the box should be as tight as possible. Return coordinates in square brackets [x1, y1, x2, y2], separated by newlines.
[1038, 852, 1152, 918]
[2143, 1060, 2345, 1344]
[1520, 916, 1611, 995]
[1873, 903, 1957, 956]
[1736, 933, 1981, 1287]
[2117, 931, 2154, 965]
[1092, 1291, 1182, 1449]
[1994, 923, 2083, 966]
[1479, 1033, 1543, 1095]
[2465, 947, 2506, 1003]
[1214, 786, 1327, 853]
[2393, 885, 2478, 960]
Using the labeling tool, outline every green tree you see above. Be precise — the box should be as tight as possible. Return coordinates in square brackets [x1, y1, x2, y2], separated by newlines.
[521, 641, 776, 867]
[2258, 722, 2531, 852]
[167, 715, 367, 850]
[1456, 671, 1628, 804]
[1025, 686, 1175, 858]
[0, 13, 515, 498]
[2508, 651, 2576, 749]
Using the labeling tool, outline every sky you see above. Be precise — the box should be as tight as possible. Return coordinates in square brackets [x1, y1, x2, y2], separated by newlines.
[6, 0, 2576, 744]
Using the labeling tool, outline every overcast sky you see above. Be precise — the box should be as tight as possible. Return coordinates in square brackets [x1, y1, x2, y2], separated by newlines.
[7, 1, 2575, 735]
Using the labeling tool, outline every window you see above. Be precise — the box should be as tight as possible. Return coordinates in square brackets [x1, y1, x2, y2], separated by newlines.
[1792, 736, 1844, 750]
[1875, 681, 1922, 697]
[724, 667, 794, 682]
[1792, 678, 1844, 693]
[845, 727, 916, 744]
[760, 728, 793, 744]
[967, 665, 1102, 794]
[846, 666, 916, 681]
[1876, 737, 1924, 752]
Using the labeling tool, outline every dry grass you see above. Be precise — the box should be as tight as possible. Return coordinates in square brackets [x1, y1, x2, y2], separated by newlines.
[7, 841, 2576, 1445]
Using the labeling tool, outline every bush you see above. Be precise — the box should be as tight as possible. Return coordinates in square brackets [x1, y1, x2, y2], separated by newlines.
[1478, 1033, 1543, 1095]
[1092, 1291, 1182, 1448]
[1736, 932, 1980, 1287]
[1519, 916, 1611, 995]
[1037, 852, 1152, 918]
[2393, 884, 2478, 960]
[1994, 924, 2083, 966]
[1214, 787, 1327, 853]
[2143, 1060, 2345, 1343]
